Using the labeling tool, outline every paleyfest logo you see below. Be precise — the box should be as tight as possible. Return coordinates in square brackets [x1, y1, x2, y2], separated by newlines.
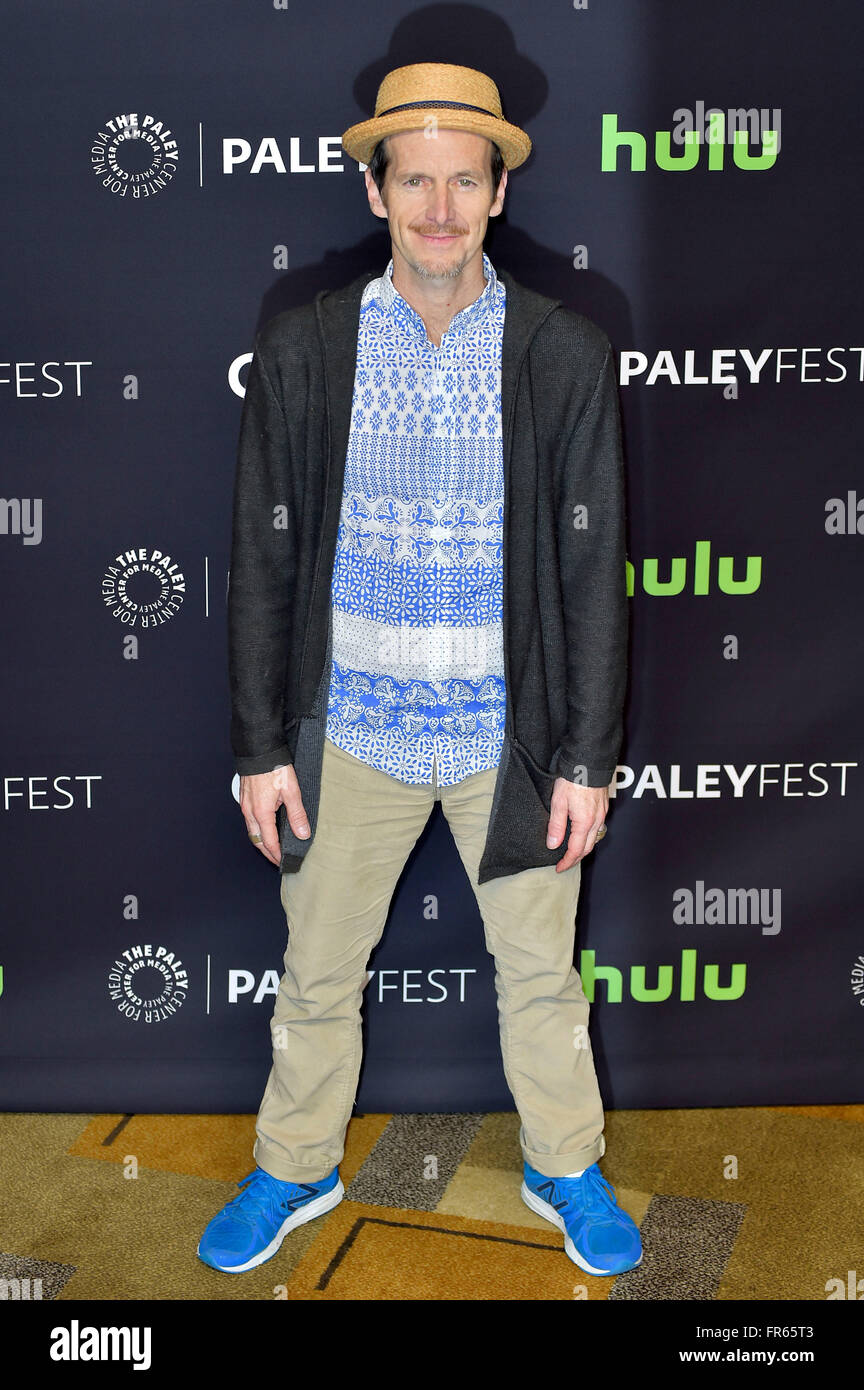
[91, 112, 179, 198]
[102, 546, 186, 629]
[108, 944, 189, 1024]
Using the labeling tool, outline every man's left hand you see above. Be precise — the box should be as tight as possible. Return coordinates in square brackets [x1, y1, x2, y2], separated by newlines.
[546, 778, 609, 872]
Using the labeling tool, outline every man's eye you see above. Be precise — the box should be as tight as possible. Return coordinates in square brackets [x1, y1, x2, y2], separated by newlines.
[459, 178, 476, 187]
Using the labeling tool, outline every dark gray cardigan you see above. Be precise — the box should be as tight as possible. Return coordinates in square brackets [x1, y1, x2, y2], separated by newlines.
[227, 265, 628, 883]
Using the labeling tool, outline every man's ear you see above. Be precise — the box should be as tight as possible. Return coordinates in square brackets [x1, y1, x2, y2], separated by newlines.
[490, 166, 507, 218]
[365, 166, 388, 221]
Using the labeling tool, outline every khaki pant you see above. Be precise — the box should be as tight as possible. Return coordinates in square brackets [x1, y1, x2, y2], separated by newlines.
[254, 736, 607, 1182]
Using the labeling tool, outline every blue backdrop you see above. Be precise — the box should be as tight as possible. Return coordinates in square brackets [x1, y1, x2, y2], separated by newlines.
[2, 0, 862, 1112]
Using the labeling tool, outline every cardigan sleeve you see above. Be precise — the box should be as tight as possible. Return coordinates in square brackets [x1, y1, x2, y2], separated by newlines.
[551, 339, 629, 788]
[227, 330, 299, 776]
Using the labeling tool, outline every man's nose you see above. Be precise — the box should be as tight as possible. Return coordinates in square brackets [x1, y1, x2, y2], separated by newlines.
[426, 182, 455, 225]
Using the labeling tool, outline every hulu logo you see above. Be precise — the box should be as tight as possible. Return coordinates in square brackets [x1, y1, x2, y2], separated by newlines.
[627, 539, 761, 596]
[602, 113, 778, 171]
[579, 949, 746, 1002]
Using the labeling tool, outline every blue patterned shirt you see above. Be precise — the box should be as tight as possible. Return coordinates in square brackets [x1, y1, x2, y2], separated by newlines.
[325, 250, 506, 786]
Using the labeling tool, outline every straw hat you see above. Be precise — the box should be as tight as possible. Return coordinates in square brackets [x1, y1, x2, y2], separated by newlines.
[341, 62, 532, 170]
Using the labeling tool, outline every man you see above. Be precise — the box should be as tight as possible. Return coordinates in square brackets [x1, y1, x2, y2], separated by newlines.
[199, 62, 641, 1281]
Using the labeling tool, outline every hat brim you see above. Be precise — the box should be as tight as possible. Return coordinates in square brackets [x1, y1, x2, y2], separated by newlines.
[342, 109, 531, 171]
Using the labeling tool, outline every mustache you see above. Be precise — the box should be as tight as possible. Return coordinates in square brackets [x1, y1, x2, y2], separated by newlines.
[410, 226, 466, 236]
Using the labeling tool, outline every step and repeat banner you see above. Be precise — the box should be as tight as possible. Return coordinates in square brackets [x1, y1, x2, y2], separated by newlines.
[2, 0, 862, 1113]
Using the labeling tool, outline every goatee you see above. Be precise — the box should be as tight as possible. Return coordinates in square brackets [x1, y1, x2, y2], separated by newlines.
[409, 254, 468, 281]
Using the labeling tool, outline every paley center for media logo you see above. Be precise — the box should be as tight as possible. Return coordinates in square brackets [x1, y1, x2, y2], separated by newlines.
[101, 546, 186, 628]
[90, 111, 179, 198]
[108, 943, 189, 1023]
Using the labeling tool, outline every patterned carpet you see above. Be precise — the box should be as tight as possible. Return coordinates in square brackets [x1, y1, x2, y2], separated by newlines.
[1, 1104, 861, 1301]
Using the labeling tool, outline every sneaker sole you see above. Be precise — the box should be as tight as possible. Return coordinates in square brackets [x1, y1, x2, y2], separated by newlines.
[197, 1178, 345, 1274]
[520, 1182, 643, 1277]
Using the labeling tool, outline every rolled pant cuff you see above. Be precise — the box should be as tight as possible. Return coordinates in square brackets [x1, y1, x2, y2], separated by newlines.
[522, 1134, 606, 1178]
[254, 1138, 338, 1186]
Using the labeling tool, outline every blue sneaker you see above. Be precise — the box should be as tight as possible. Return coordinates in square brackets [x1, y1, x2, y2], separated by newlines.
[521, 1162, 642, 1275]
[197, 1165, 343, 1273]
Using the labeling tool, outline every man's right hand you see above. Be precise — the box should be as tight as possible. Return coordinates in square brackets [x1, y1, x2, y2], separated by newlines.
[239, 765, 310, 867]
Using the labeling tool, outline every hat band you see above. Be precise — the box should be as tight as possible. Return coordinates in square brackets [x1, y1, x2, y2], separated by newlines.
[377, 98, 501, 120]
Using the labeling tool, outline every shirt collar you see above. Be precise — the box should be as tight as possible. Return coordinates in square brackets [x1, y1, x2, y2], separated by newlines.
[375, 251, 502, 341]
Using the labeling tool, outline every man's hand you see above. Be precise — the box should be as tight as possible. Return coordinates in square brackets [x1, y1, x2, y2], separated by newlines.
[546, 778, 609, 872]
[239, 765, 310, 867]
